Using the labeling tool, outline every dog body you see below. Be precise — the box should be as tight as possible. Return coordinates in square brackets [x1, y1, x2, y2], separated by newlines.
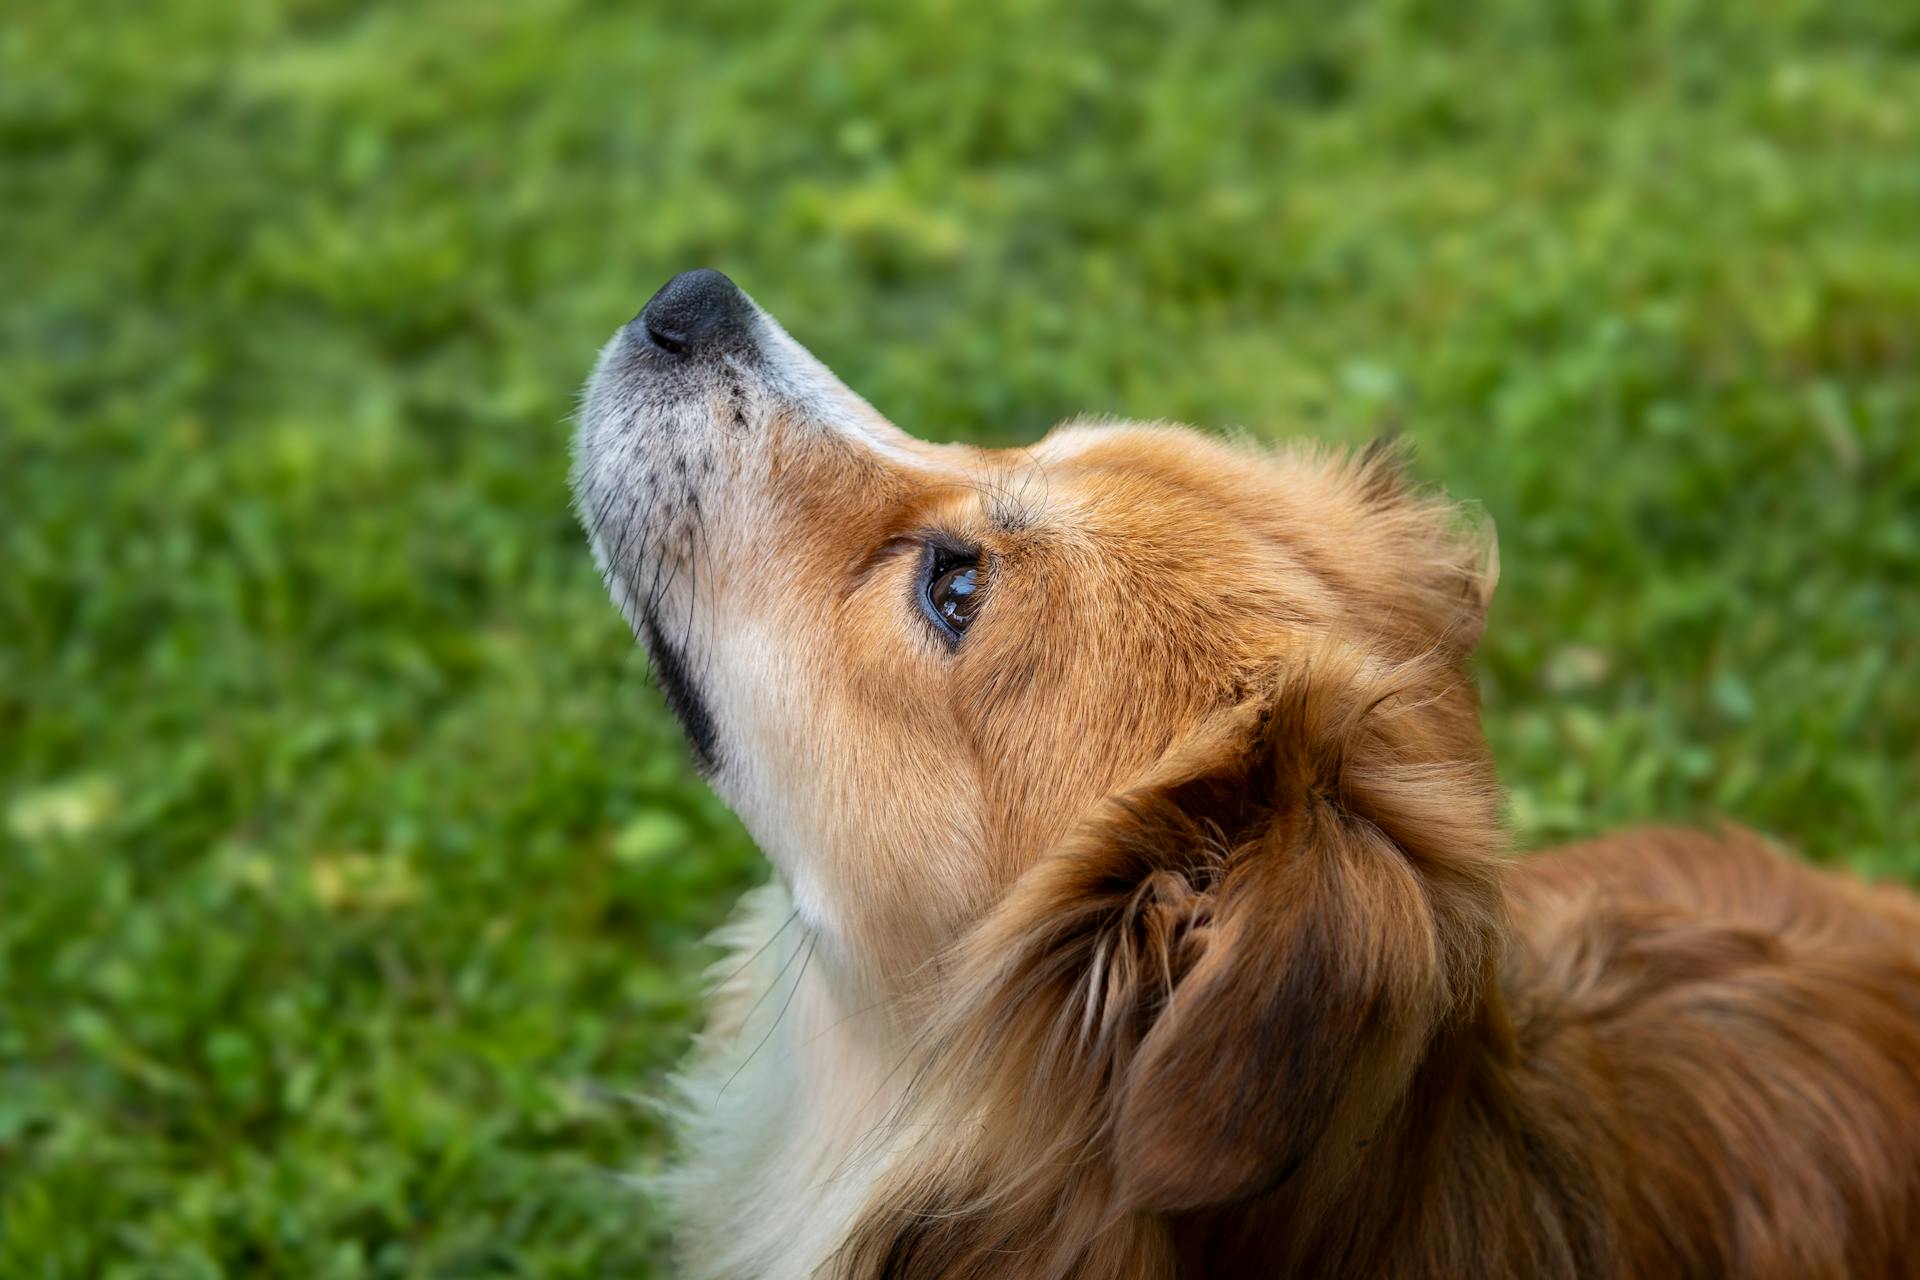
[668, 834, 1920, 1280]
[574, 271, 1920, 1279]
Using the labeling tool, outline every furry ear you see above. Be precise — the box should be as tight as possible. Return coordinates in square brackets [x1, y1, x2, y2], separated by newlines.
[1102, 648, 1508, 1212]
[833, 647, 1506, 1277]
[1455, 501, 1500, 644]
[1350, 438, 1500, 655]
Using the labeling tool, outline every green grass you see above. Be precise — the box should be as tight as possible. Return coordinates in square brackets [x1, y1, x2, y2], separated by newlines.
[3, 0, 1917, 1274]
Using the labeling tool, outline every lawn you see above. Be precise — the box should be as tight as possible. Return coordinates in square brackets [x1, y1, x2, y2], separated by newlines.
[3, 0, 1916, 1275]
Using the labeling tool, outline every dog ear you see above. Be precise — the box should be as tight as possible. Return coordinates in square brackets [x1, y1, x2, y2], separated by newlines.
[833, 649, 1506, 1276]
[1351, 438, 1500, 656]
[1452, 502, 1500, 648]
[1100, 648, 1506, 1212]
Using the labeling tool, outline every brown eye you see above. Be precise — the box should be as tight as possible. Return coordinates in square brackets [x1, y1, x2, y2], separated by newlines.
[920, 545, 985, 640]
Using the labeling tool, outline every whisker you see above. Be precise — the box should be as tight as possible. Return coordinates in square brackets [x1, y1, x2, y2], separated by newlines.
[715, 907, 801, 990]
[731, 922, 810, 1039]
[719, 931, 817, 1101]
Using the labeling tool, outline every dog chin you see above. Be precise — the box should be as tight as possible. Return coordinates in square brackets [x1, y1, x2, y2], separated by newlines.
[591, 550, 720, 776]
[637, 608, 720, 775]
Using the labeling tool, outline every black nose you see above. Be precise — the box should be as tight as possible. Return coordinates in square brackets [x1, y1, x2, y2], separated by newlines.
[629, 268, 754, 356]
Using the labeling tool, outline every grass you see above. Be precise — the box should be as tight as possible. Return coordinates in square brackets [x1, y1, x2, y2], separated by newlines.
[3, 0, 1917, 1274]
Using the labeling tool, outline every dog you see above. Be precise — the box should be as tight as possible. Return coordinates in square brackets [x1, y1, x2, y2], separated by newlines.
[572, 269, 1920, 1279]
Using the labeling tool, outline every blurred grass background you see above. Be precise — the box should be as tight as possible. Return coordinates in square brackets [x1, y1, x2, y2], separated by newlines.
[3, 0, 1917, 1274]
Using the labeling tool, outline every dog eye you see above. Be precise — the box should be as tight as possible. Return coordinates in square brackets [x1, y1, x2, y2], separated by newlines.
[921, 545, 985, 640]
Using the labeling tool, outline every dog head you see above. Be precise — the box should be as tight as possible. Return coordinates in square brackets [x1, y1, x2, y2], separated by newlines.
[574, 272, 1508, 1259]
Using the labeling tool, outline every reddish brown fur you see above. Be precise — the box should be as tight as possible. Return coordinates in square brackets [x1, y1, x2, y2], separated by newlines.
[578, 305, 1920, 1277]
[834, 688, 1920, 1279]
[814, 455, 1920, 1277]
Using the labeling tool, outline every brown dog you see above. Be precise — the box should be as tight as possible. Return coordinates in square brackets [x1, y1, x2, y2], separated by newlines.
[572, 270, 1920, 1279]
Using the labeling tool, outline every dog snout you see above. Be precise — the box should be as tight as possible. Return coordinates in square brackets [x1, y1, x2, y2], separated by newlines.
[627, 268, 755, 357]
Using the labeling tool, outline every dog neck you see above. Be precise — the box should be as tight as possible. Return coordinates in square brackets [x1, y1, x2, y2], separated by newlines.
[661, 882, 922, 1280]
[823, 881, 1632, 1280]
[668, 874, 1644, 1280]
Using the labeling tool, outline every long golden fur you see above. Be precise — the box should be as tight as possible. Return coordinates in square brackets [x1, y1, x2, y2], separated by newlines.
[573, 271, 1920, 1279]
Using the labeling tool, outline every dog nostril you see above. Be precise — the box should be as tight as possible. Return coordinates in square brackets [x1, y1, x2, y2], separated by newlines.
[643, 322, 689, 356]
[630, 268, 753, 356]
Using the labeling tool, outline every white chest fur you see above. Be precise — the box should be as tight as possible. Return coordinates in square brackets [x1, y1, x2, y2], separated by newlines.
[656, 885, 912, 1280]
